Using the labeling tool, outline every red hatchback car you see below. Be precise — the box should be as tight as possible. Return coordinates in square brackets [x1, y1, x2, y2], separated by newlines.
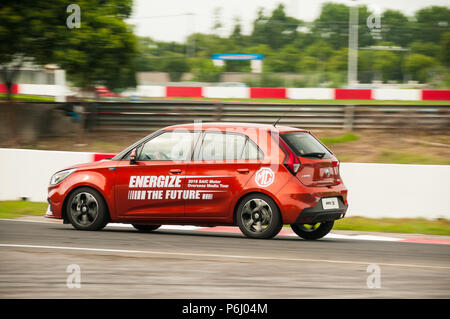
[46, 122, 348, 240]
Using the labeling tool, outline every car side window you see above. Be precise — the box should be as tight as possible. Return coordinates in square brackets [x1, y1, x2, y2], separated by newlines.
[198, 132, 261, 161]
[138, 131, 197, 161]
[242, 138, 262, 160]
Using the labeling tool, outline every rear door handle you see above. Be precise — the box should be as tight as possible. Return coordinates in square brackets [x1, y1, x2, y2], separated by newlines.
[237, 168, 250, 174]
[170, 169, 182, 174]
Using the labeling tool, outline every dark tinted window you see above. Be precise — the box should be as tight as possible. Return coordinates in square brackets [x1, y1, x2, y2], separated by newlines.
[281, 132, 332, 158]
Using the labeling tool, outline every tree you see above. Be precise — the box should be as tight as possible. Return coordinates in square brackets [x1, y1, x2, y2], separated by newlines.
[372, 51, 402, 82]
[250, 4, 302, 49]
[0, 0, 137, 98]
[409, 41, 441, 59]
[440, 31, 450, 67]
[380, 10, 413, 47]
[403, 54, 438, 82]
[266, 45, 301, 72]
[414, 6, 450, 44]
[312, 3, 349, 49]
[164, 57, 190, 82]
[312, 3, 374, 50]
[191, 59, 223, 82]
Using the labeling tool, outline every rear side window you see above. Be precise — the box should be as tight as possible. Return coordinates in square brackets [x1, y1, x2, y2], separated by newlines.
[281, 132, 332, 159]
[197, 132, 262, 161]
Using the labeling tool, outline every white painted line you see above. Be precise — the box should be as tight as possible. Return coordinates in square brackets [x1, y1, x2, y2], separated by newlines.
[324, 233, 401, 242]
[106, 223, 203, 231]
[1, 243, 448, 270]
[0, 218, 60, 224]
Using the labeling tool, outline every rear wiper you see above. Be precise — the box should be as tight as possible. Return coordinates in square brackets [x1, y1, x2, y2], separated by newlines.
[301, 152, 325, 158]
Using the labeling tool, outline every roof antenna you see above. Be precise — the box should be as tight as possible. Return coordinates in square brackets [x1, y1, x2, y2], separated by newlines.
[273, 117, 281, 127]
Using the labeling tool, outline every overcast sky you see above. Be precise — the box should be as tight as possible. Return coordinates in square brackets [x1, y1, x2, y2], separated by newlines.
[128, 0, 450, 43]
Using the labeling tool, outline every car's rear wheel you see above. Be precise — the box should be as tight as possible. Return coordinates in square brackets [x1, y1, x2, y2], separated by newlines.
[290, 221, 334, 240]
[236, 194, 282, 239]
[66, 187, 109, 231]
[132, 224, 161, 232]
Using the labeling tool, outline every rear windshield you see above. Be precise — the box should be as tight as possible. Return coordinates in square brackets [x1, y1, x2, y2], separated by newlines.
[281, 132, 332, 159]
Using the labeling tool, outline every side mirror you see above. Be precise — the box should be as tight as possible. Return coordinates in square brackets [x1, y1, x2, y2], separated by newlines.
[130, 148, 137, 165]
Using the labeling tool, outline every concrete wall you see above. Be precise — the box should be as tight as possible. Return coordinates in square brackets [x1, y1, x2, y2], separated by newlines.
[0, 148, 449, 219]
[0, 149, 92, 202]
[340, 163, 450, 219]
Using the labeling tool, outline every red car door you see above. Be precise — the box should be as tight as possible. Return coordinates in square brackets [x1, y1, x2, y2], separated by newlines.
[184, 131, 262, 218]
[115, 131, 198, 219]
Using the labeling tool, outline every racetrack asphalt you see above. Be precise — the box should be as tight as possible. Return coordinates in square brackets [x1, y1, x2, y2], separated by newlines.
[0, 219, 449, 298]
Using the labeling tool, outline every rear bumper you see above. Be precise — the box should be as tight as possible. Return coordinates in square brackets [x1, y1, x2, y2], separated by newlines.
[294, 196, 348, 224]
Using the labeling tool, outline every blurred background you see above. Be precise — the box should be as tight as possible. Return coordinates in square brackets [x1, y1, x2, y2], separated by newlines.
[1, 0, 449, 158]
[0, 0, 449, 231]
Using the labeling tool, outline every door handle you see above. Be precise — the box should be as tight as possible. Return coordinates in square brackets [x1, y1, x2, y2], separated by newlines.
[170, 169, 182, 174]
[237, 168, 250, 174]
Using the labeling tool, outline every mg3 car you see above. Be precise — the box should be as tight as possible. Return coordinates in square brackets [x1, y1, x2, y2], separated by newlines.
[46, 122, 348, 240]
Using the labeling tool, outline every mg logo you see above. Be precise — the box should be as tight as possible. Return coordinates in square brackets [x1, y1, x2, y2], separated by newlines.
[255, 167, 275, 187]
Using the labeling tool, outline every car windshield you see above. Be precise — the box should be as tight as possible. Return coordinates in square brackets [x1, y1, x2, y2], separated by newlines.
[281, 132, 332, 159]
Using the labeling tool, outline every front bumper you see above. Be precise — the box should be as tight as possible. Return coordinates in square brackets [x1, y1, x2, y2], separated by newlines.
[294, 196, 348, 224]
[45, 197, 59, 219]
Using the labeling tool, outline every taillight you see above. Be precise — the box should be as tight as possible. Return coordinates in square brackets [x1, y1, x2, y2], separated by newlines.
[278, 138, 301, 175]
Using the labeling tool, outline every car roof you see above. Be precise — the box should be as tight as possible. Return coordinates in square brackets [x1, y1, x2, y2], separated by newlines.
[164, 122, 308, 133]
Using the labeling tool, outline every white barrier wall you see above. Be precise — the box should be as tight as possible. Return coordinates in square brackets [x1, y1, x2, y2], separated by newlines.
[0, 148, 449, 219]
[340, 163, 450, 219]
[19, 84, 66, 97]
[135, 85, 165, 98]
[0, 149, 92, 202]
[203, 87, 250, 99]
[372, 89, 421, 101]
[287, 88, 335, 100]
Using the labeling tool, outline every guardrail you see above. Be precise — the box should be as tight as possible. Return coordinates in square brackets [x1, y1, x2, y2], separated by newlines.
[86, 101, 450, 131]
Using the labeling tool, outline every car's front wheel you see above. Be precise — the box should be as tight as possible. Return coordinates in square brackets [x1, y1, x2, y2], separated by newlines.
[66, 187, 109, 231]
[290, 221, 334, 240]
[236, 194, 282, 239]
[132, 224, 161, 232]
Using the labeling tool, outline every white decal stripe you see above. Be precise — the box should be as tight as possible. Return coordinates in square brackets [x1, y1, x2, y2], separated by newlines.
[196, 190, 227, 192]
[180, 176, 232, 178]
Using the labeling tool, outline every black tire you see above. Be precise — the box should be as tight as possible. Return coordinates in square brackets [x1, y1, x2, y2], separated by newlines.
[290, 221, 334, 240]
[66, 187, 109, 231]
[236, 193, 282, 239]
[132, 224, 161, 232]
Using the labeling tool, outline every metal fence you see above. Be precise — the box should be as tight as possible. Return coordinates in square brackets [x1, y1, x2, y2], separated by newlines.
[86, 100, 450, 132]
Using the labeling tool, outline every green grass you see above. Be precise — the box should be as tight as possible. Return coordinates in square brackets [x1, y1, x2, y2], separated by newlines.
[0, 93, 55, 102]
[375, 149, 450, 165]
[334, 216, 450, 236]
[320, 133, 359, 146]
[1, 200, 449, 236]
[154, 97, 450, 105]
[0, 201, 48, 219]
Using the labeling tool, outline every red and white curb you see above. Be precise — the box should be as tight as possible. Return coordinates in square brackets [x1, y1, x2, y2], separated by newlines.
[106, 223, 450, 245]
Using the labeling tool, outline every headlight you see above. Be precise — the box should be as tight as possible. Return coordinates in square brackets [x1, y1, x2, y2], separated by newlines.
[49, 169, 76, 185]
